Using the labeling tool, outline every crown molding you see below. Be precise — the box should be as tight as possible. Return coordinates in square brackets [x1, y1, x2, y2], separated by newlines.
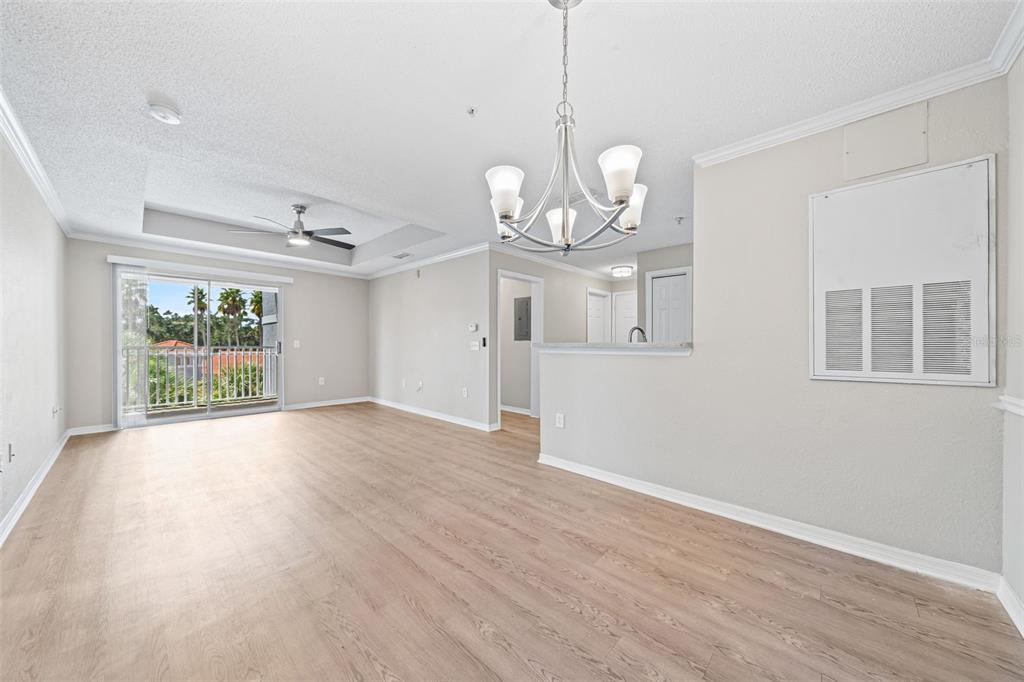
[370, 242, 493, 279]
[0, 87, 70, 233]
[67, 230, 372, 279]
[693, 2, 1024, 168]
[493, 245, 616, 281]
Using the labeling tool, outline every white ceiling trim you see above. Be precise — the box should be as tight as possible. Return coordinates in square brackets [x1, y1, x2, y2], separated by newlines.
[69, 231, 371, 280]
[370, 242, 492, 279]
[693, 2, 1024, 169]
[106, 254, 294, 285]
[492, 246, 616, 282]
[0, 86, 69, 233]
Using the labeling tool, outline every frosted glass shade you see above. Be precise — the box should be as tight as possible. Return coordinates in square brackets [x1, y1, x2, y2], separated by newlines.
[485, 165, 525, 215]
[618, 183, 648, 230]
[597, 145, 642, 202]
[492, 198, 523, 240]
[611, 265, 634, 278]
[546, 208, 577, 244]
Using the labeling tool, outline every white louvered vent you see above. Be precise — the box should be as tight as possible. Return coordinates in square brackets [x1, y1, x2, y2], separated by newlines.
[922, 281, 972, 375]
[870, 285, 913, 373]
[825, 289, 863, 371]
[810, 156, 993, 386]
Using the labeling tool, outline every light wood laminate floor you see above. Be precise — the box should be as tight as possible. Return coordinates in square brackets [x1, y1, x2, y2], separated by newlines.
[2, 405, 1022, 681]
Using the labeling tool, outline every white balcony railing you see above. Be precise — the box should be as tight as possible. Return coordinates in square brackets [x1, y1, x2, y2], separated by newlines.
[121, 345, 279, 413]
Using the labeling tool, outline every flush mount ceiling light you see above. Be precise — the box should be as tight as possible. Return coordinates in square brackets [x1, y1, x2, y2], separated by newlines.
[485, 0, 646, 256]
[611, 264, 634, 278]
[147, 103, 182, 125]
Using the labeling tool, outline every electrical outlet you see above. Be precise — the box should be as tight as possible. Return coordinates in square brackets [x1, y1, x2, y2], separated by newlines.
[417, 380, 424, 392]
[293, 339, 301, 349]
[318, 377, 325, 386]
[554, 413, 565, 428]
[470, 341, 480, 351]
[401, 378, 406, 389]
[462, 387, 468, 398]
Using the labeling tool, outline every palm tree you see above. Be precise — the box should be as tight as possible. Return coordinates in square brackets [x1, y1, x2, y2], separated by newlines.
[186, 286, 208, 346]
[250, 290, 263, 345]
[217, 288, 247, 346]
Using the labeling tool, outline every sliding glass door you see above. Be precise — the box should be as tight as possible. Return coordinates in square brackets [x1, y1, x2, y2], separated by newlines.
[114, 266, 281, 428]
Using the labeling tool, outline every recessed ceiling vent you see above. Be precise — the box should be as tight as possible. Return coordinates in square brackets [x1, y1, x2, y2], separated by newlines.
[392, 252, 412, 260]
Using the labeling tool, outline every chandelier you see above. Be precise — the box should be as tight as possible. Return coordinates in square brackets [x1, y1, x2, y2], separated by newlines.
[485, 0, 646, 256]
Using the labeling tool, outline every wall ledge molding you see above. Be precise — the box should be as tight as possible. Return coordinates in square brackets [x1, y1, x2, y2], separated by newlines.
[995, 394, 1024, 417]
[493, 246, 617, 282]
[369, 398, 498, 432]
[998, 577, 1024, 638]
[0, 431, 68, 548]
[538, 453, 1001, 593]
[693, 3, 1024, 168]
[283, 397, 371, 411]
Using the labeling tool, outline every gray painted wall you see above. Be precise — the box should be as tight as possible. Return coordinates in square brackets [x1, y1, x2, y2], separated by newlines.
[63, 239, 370, 428]
[636, 243, 693, 329]
[1004, 51, 1024, 601]
[368, 251, 490, 425]
[499, 277, 532, 410]
[0, 137, 67, 522]
[540, 77, 1009, 571]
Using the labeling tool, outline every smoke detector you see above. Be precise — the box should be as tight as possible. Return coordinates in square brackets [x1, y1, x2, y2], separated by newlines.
[147, 103, 181, 125]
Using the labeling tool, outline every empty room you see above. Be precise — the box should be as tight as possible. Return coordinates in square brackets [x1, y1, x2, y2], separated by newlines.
[2, 0, 1024, 679]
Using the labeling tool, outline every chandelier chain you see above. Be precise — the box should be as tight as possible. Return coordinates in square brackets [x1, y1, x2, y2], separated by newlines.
[561, 4, 569, 108]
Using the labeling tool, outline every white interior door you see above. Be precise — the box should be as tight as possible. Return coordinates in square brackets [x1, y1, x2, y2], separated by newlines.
[587, 289, 611, 343]
[613, 291, 638, 342]
[651, 273, 692, 344]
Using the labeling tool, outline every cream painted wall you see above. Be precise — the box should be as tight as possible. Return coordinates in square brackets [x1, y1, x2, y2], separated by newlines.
[0, 138, 66, 522]
[1003, 51, 1024, 603]
[488, 250, 613, 425]
[541, 78, 1008, 570]
[64, 239, 369, 428]
[368, 251, 490, 426]
[499, 277, 532, 410]
[636, 243, 693, 328]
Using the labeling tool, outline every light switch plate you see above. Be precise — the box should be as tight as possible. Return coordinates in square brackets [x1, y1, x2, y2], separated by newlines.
[318, 377, 325, 386]
[293, 339, 301, 349]
[555, 413, 565, 428]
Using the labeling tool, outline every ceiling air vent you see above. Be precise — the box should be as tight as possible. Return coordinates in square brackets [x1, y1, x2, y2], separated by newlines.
[825, 289, 863, 371]
[392, 252, 412, 260]
[870, 285, 913, 373]
[923, 280, 972, 375]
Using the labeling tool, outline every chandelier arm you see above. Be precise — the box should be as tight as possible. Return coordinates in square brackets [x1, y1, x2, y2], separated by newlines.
[507, 242, 563, 253]
[566, 127, 619, 214]
[500, 219, 563, 249]
[566, 202, 629, 248]
[504, 126, 566, 227]
[568, 232, 635, 251]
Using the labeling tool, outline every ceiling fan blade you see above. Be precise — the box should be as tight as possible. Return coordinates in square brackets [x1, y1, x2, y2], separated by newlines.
[229, 229, 279, 235]
[310, 234, 355, 250]
[253, 216, 292, 231]
[312, 227, 351, 236]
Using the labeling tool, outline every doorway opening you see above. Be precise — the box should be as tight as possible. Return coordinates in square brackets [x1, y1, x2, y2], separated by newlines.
[497, 270, 543, 431]
[115, 266, 282, 428]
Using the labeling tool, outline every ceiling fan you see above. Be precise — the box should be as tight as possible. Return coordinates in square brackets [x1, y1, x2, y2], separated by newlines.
[230, 204, 355, 250]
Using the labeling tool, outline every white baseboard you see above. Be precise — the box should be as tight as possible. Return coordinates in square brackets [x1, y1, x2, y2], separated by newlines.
[283, 396, 371, 411]
[66, 423, 115, 436]
[369, 397, 497, 432]
[998, 577, 1024, 638]
[537, 454, 1001, 593]
[500, 404, 534, 417]
[0, 431, 69, 548]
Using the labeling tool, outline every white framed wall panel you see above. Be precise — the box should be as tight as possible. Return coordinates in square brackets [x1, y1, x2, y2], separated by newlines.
[810, 155, 995, 386]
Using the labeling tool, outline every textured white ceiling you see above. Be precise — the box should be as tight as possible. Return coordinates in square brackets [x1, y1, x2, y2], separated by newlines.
[0, 1, 1015, 276]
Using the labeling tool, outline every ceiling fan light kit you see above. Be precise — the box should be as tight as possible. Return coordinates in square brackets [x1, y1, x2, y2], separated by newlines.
[230, 204, 355, 250]
[485, 0, 646, 256]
